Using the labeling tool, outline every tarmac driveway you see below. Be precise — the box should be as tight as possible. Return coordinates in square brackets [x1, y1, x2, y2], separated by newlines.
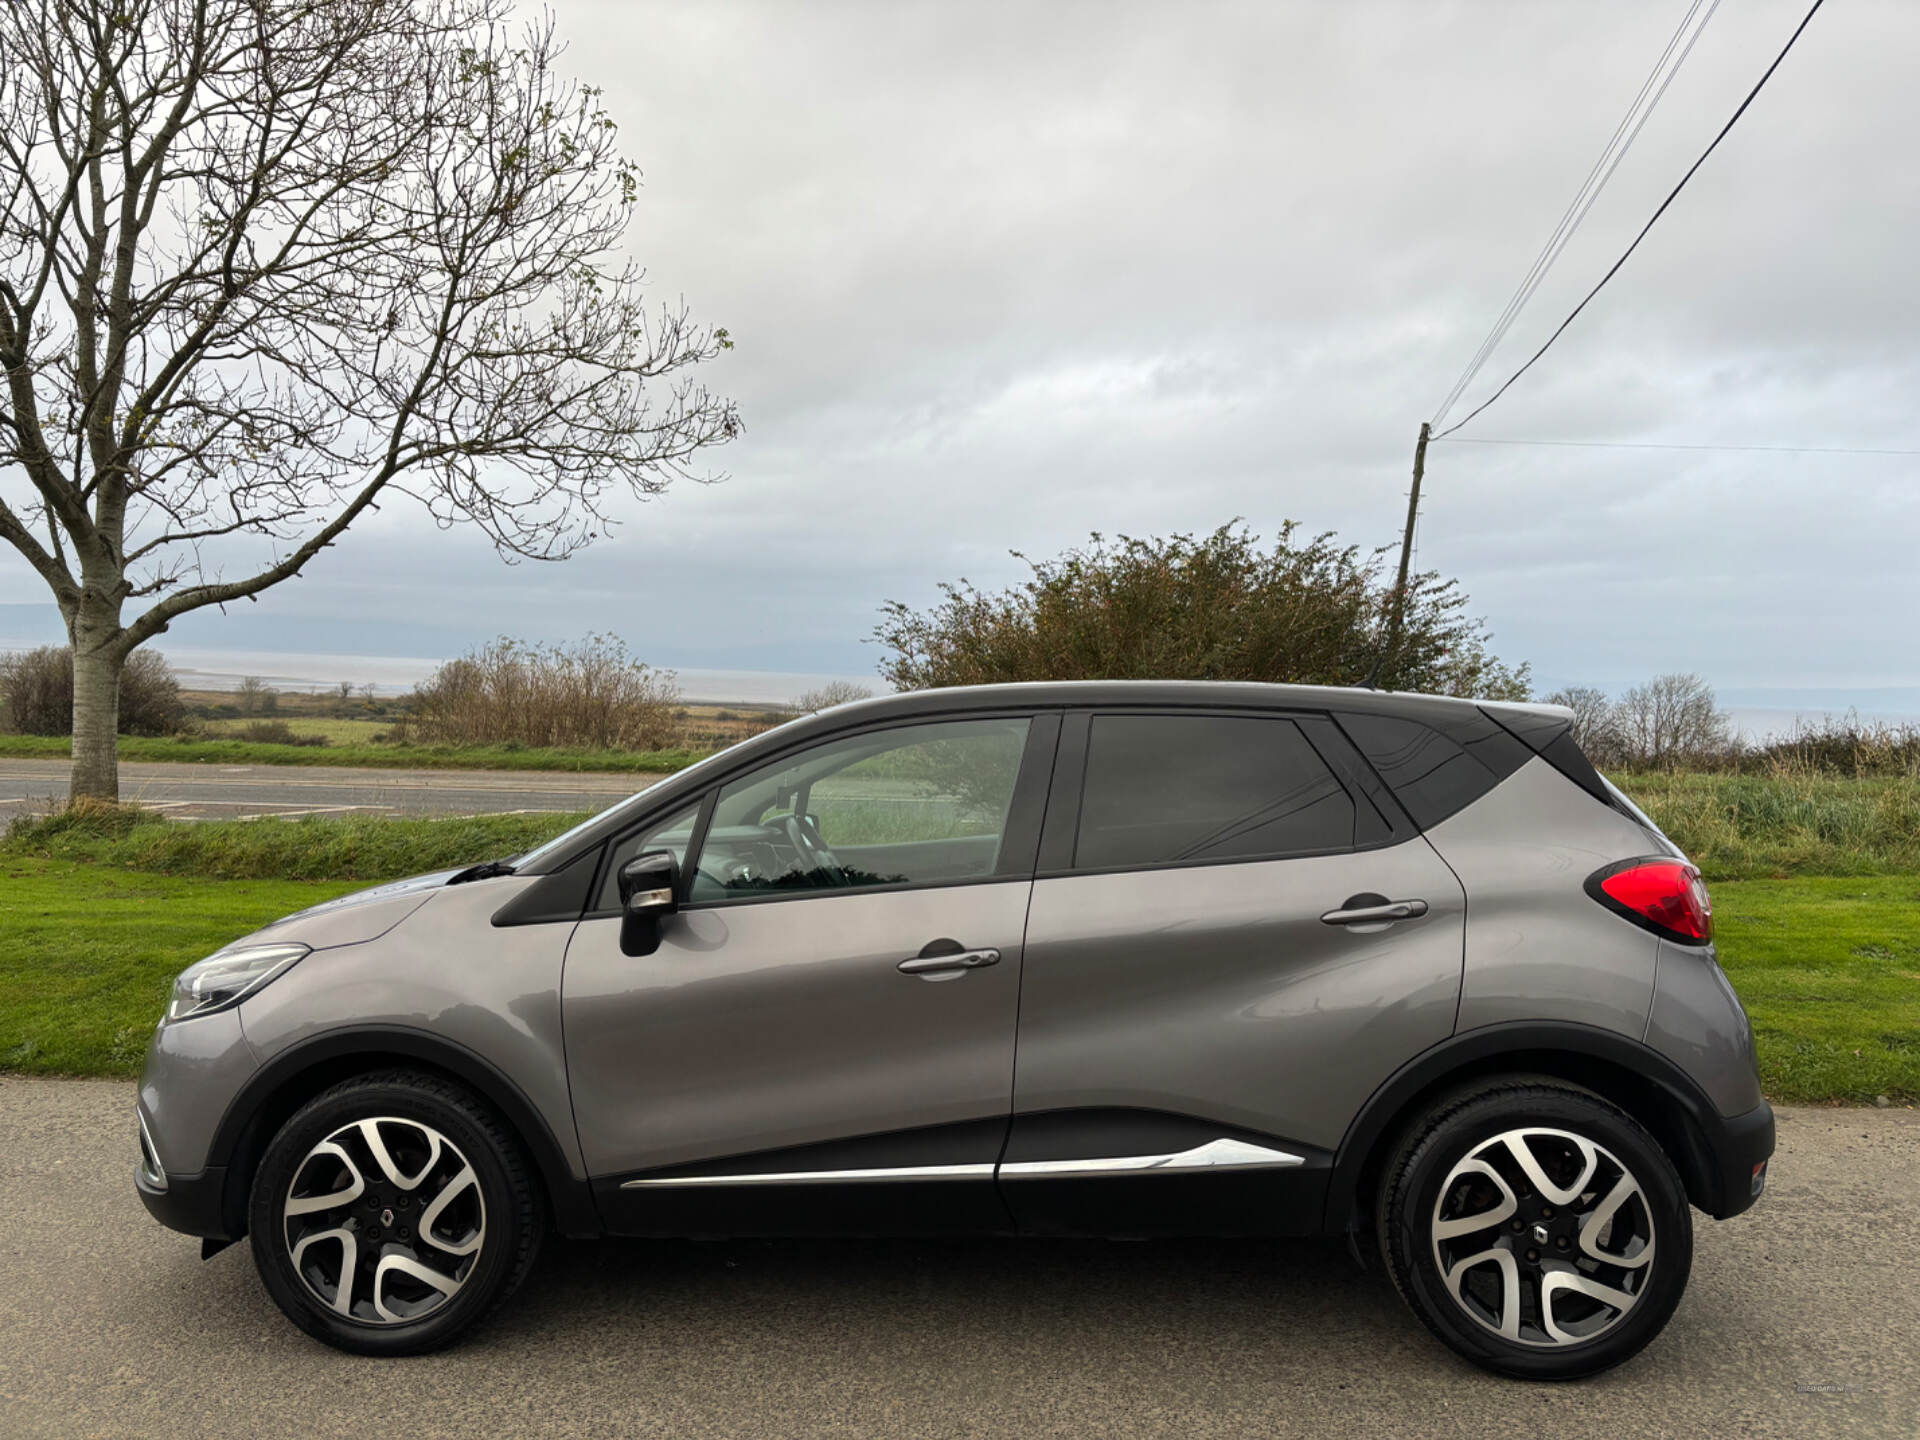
[0, 1077, 1913, 1438]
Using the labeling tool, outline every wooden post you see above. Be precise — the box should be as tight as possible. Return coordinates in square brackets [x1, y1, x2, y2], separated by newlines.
[1375, 422, 1430, 690]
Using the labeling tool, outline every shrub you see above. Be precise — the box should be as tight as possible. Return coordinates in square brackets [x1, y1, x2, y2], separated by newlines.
[404, 635, 680, 750]
[6, 797, 166, 843]
[234, 720, 328, 747]
[874, 523, 1530, 699]
[0, 646, 183, 736]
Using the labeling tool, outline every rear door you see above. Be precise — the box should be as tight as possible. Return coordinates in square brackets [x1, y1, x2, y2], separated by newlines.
[1004, 709, 1465, 1235]
[564, 712, 1057, 1236]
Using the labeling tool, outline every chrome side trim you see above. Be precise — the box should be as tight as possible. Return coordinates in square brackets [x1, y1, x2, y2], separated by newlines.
[621, 1162, 995, 1189]
[617, 1138, 1306, 1189]
[998, 1138, 1304, 1179]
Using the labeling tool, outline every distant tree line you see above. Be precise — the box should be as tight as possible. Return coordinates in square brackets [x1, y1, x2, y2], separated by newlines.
[1547, 674, 1920, 776]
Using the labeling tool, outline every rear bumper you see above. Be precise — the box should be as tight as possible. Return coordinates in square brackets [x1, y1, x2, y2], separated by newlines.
[1703, 1099, 1775, 1219]
[136, 1165, 237, 1241]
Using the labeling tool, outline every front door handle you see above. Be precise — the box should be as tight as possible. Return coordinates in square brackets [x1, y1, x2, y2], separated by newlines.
[1320, 897, 1429, 927]
[897, 947, 1001, 978]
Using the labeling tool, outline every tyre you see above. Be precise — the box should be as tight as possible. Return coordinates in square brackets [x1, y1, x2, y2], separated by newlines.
[1376, 1077, 1692, 1380]
[248, 1069, 543, 1356]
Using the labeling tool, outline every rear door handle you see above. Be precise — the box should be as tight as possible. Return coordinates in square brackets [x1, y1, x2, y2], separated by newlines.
[898, 947, 1001, 978]
[1320, 898, 1429, 927]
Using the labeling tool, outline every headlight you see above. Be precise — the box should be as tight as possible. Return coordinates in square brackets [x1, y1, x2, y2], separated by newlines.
[167, 943, 309, 1022]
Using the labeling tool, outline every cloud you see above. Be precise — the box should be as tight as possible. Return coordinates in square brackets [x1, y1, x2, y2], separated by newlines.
[4, 0, 1915, 691]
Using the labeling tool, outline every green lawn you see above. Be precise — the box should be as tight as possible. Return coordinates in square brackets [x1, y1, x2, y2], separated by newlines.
[2, 854, 1913, 1100]
[0, 731, 704, 774]
[0, 858, 358, 1075]
[1714, 876, 1920, 1104]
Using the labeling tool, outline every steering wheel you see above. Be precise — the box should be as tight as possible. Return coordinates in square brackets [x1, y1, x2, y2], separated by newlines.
[780, 812, 847, 886]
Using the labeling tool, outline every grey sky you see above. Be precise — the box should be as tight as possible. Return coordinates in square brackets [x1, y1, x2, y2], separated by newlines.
[3, 0, 1914, 695]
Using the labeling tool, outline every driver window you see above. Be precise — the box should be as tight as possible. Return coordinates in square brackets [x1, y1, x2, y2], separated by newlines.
[686, 717, 1032, 902]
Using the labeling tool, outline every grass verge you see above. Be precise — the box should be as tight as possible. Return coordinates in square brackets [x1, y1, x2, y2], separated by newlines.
[0, 858, 359, 1075]
[0, 731, 705, 774]
[1623, 771, 1920, 880]
[2, 806, 590, 882]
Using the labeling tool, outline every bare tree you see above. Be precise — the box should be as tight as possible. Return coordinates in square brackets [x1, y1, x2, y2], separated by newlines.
[0, 0, 739, 800]
[1543, 684, 1625, 767]
[1614, 674, 1731, 769]
[792, 680, 875, 714]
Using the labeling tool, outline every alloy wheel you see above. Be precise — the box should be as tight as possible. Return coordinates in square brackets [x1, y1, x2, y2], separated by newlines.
[1429, 1126, 1656, 1348]
[282, 1116, 486, 1326]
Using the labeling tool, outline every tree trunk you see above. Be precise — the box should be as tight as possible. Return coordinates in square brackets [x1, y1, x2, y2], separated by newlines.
[69, 634, 125, 805]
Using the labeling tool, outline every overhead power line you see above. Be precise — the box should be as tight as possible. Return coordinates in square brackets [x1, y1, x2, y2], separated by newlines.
[1430, 0, 1722, 429]
[1437, 436, 1920, 457]
[1434, 0, 1830, 440]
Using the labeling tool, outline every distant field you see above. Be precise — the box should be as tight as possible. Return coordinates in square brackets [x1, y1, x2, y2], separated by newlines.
[198, 716, 390, 743]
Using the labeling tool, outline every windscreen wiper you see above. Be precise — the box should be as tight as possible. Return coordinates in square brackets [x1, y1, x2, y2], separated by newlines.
[447, 857, 520, 884]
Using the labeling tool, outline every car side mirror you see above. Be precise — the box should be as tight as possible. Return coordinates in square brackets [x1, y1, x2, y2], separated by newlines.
[617, 851, 679, 956]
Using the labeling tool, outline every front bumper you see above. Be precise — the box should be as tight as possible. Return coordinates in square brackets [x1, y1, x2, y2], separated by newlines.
[136, 1163, 236, 1240]
[136, 1005, 258, 1243]
[1702, 1099, 1775, 1219]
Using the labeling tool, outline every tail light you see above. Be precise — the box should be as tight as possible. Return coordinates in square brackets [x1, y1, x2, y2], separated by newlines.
[1585, 857, 1713, 945]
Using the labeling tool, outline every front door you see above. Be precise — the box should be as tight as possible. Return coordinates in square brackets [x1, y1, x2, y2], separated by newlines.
[563, 712, 1055, 1236]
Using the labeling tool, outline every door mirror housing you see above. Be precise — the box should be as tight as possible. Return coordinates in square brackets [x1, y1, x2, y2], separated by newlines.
[617, 851, 679, 956]
[618, 851, 680, 915]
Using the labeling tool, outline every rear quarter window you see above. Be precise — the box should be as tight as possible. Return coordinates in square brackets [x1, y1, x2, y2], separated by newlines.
[1334, 709, 1529, 830]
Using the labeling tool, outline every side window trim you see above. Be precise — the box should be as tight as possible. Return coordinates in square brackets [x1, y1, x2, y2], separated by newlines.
[1294, 713, 1413, 844]
[1034, 711, 1089, 874]
[993, 711, 1063, 878]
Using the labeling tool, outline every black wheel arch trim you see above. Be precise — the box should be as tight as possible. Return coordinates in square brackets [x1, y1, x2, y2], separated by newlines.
[1323, 1020, 1774, 1234]
[204, 1024, 601, 1241]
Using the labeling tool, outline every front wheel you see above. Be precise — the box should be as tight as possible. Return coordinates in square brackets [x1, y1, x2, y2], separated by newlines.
[248, 1069, 543, 1355]
[1376, 1078, 1692, 1380]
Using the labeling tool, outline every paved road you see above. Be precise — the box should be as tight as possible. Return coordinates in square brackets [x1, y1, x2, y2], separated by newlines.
[0, 1078, 1912, 1438]
[0, 757, 655, 824]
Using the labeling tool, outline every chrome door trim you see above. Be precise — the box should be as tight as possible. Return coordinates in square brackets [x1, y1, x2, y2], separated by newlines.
[617, 1137, 1305, 1189]
[999, 1137, 1304, 1178]
[621, 1161, 995, 1189]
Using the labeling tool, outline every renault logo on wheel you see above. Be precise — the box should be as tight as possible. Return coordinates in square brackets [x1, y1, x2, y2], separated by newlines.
[1531, 1223, 1551, 1245]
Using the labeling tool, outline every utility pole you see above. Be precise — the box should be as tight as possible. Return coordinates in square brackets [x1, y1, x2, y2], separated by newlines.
[1373, 421, 1430, 690]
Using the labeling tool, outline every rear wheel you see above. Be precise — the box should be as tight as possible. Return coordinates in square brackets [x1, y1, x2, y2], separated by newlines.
[248, 1070, 542, 1356]
[1376, 1078, 1692, 1380]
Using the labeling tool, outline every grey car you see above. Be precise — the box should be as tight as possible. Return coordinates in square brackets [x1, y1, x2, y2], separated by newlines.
[136, 682, 1773, 1378]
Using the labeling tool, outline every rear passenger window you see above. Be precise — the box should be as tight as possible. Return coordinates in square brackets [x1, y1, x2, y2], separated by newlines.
[1073, 715, 1356, 869]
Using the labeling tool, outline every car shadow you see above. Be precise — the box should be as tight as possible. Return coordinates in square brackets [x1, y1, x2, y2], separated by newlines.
[494, 1232, 1430, 1364]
